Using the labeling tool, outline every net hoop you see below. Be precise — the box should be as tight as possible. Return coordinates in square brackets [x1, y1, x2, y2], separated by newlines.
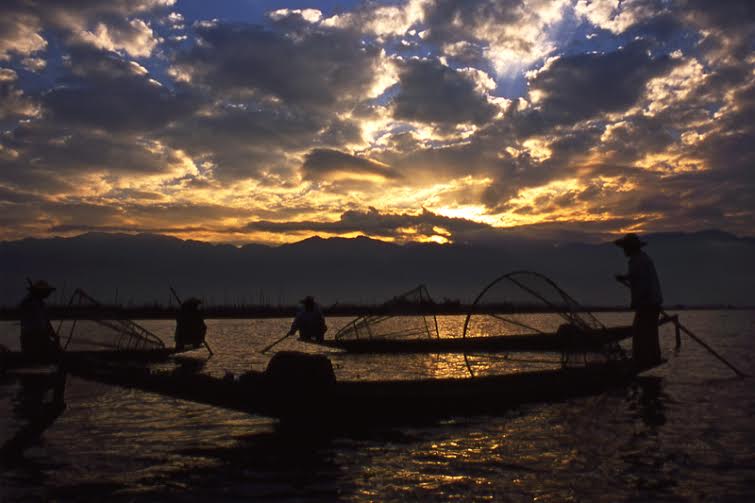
[461, 271, 613, 376]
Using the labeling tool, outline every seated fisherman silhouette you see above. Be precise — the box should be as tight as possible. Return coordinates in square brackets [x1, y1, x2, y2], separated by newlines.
[287, 296, 327, 342]
[175, 297, 207, 351]
[614, 233, 663, 367]
[19, 280, 61, 356]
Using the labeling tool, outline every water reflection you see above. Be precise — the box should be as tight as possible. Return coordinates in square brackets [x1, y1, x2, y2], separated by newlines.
[0, 312, 753, 502]
[1, 369, 67, 461]
[630, 376, 667, 428]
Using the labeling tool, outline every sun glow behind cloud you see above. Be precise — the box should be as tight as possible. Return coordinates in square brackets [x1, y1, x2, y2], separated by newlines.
[0, 0, 752, 244]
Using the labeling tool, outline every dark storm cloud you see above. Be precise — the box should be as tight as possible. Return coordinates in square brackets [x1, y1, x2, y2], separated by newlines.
[392, 58, 496, 125]
[0, 120, 191, 194]
[379, 136, 504, 179]
[243, 207, 491, 240]
[0, 185, 42, 204]
[45, 201, 252, 234]
[172, 21, 380, 111]
[122, 202, 252, 222]
[302, 149, 399, 180]
[44, 46, 197, 133]
[526, 40, 676, 127]
[677, 0, 754, 62]
[155, 19, 390, 180]
[598, 115, 676, 165]
[687, 81, 755, 182]
[421, 0, 523, 45]
[316, 118, 364, 148]
[678, 0, 755, 31]
[162, 103, 324, 182]
[48, 224, 212, 234]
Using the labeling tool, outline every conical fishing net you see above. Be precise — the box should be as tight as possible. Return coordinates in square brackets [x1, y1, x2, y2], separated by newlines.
[335, 285, 439, 341]
[461, 271, 626, 375]
[56, 289, 165, 351]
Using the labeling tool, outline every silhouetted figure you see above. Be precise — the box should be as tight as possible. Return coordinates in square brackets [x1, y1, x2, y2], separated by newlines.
[18, 280, 60, 356]
[615, 233, 663, 367]
[175, 298, 207, 351]
[288, 296, 327, 342]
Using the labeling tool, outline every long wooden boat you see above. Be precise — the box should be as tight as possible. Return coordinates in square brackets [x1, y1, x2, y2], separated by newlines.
[309, 325, 633, 354]
[0, 348, 185, 372]
[62, 351, 663, 427]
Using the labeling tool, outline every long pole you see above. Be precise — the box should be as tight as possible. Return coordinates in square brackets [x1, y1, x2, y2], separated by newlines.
[170, 286, 214, 356]
[617, 278, 746, 377]
[260, 332, 292, 354]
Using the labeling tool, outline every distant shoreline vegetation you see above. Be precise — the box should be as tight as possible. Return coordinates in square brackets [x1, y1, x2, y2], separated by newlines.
[0, 302, 752, 321]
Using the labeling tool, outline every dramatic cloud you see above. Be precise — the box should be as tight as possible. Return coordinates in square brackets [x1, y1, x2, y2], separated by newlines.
[392, 58, 497, 125]
[0, 10, 47, 60]
[421, 0, 571, 73]
[525, 40, 676, 126]
[0, 0, 173, 59]
[171, 20, 381, 111]
[244, 207, 491, 244]
[0, 68, 39, 119]
[0, 0, 752, 243]
[302, 149, 399, 181]
[43, 46, 196, 133]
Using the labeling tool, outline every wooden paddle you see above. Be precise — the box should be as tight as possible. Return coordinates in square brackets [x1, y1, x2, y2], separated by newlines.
[260, 331, 293, 354]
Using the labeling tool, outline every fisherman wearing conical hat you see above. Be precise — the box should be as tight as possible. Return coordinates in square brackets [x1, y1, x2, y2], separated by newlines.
[287, 296, 327, 342]
[175, 297, 207, 351]
[614, 233, 663, 367]
[19, 280, 61, 356]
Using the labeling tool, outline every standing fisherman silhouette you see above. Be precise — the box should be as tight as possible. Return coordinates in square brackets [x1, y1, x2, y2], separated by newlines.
[287, 296, 327, 342]
[18, 280, 61, 356]
[174, 297, 207, 351]
[614, 233, 663, 367]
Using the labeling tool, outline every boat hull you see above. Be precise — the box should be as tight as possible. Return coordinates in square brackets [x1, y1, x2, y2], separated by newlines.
[1, 348, 181, 372]
[64, 355, 661, 426]
[310, 325, 633, 355]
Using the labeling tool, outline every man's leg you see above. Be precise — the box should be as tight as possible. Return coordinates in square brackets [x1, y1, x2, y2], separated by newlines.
[636, 307, 661, 365]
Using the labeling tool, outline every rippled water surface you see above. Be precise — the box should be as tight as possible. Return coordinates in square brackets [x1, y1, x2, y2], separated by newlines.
[2, 311, 754, 501]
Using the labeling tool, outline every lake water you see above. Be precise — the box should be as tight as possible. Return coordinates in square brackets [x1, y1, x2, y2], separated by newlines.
[1, 311, 754, 501]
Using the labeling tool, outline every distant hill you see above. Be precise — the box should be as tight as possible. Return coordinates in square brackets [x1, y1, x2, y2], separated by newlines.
[1, 230, 753, 307]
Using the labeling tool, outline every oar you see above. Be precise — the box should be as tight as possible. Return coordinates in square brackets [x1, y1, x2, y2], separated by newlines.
[260, 332, 292, 354]
[616, 278, 746, 378]
[170, 286, 214, 356]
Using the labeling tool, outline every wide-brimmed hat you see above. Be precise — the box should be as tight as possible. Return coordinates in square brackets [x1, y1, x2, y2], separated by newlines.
[182, 297, 202, 306]
[614, 233, 646, 249]
[27, 280, 56, 297]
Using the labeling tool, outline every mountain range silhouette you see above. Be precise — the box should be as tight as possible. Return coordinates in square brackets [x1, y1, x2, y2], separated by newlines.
[1, 230, 753, 307]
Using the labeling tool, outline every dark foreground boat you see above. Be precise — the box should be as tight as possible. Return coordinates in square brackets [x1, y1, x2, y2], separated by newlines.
[63, 351, 663, 426]
[0, 348, 184, 372]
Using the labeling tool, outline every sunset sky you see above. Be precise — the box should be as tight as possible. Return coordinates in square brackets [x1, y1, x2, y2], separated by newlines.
[0, 0, 752, 245]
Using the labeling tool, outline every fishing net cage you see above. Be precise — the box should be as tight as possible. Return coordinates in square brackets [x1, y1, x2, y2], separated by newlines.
[56, 289, 166, 352]
[334, 285, 439, 341]
[461, 271, 627, 375]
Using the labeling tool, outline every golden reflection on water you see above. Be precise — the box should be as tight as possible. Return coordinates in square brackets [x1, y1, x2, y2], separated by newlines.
[1, 311, 754, 501]
[419, 316, 563, 378]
